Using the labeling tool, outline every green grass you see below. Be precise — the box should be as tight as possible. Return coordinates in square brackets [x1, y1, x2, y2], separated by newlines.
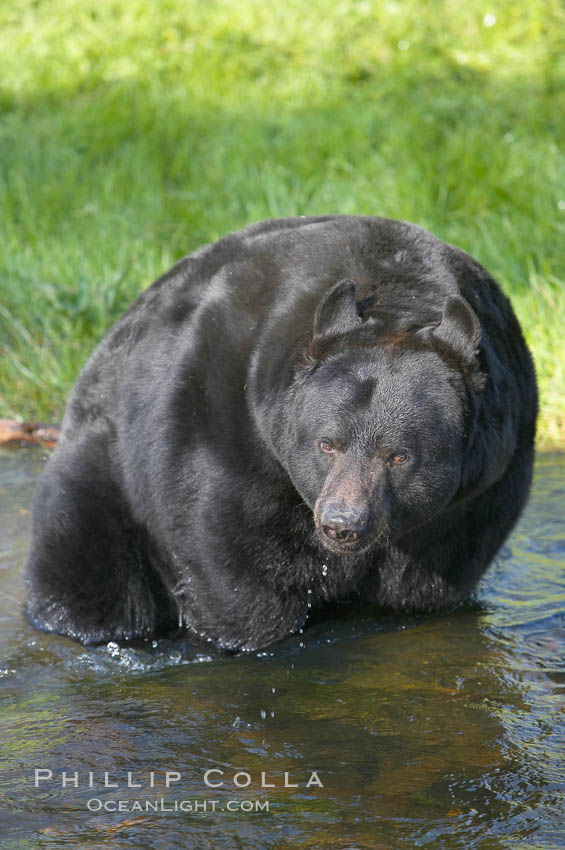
[1, 0, 564, 447]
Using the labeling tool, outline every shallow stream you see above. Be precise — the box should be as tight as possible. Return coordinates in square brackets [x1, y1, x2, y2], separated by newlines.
[1, 448, 563, 849]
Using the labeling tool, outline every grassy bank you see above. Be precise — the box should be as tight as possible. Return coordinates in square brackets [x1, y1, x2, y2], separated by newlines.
[1, 0, 564, 446]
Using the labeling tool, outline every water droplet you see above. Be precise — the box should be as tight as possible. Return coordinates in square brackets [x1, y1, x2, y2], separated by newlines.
[504, 132, 515, 144]
[260, 709, 267, 719]
[272, 687, 276, 693]
[558, 200, 565, 210]
[483, 12, 496, 27]
[397, 39, 410, 51]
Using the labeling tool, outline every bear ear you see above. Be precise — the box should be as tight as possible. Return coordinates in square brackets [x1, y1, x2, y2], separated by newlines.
[432, 295, 481, 364]
[312, 279, 362, 346]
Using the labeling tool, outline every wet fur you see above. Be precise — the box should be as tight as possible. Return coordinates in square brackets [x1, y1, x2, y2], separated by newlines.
[26, 216, 538, 649]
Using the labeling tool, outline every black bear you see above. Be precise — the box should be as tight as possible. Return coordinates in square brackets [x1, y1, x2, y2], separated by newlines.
[26, 216, 538, 649]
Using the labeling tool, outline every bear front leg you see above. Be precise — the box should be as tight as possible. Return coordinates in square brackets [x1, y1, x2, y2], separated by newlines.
[26, 433, 177, 644]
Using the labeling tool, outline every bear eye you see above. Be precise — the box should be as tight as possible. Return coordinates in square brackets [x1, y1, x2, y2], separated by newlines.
[319, 439, 337, 455]
[390, 452, 408, 465]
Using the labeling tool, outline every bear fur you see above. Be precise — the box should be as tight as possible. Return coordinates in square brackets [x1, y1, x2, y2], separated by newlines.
[26, 216, 538, 649]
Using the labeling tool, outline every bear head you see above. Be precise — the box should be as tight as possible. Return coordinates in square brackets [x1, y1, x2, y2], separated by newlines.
[280, 277, 484, 555]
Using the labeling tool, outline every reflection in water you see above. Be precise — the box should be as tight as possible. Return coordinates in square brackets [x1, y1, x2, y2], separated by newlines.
[0, 448, 563, 849]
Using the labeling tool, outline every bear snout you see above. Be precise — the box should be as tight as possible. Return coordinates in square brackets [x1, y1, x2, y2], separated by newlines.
[316, 500, 373, 552]
[321, 506, 362, 545]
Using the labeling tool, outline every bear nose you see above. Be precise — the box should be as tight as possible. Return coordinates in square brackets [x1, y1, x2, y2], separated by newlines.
[321, 507, 363, 545]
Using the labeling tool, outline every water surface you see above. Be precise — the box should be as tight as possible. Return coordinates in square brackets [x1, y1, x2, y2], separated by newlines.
[1, 448, 563, 849]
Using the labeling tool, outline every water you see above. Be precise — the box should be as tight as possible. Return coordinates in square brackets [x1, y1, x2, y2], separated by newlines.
[1, 448, 563, 849]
